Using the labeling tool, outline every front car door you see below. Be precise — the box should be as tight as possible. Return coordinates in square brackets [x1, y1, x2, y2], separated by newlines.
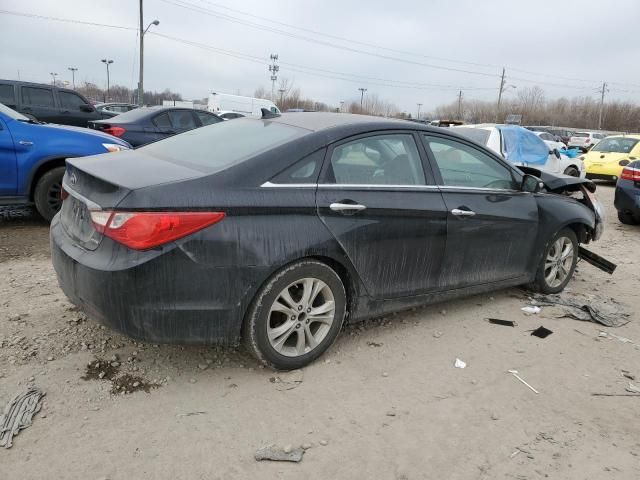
[0, 116, 17, 196]
[316, 131, 448, 299]
[422, 134, 539, 289]
[58, 90, 99, 126]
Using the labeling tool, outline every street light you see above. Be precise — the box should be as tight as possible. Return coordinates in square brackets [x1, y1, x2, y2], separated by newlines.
[358, 88, 367, 111]
[67, 67, 78, 89]
[417, 103, 423, 119]
[50, 72, 58, 85]
[101, 59, 114, 102]
[278, 88, 286, 106]
[138, 0, 160, 106]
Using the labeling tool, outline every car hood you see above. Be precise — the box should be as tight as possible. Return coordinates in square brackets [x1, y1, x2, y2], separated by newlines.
[35, 122, 130, 146]
[518, 166, 596, 193]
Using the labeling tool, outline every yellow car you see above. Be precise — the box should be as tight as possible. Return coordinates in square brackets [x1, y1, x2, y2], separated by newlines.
[583, 134, 640, 181]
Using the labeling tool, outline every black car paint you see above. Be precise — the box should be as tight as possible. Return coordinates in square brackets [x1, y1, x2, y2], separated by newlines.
[51, 114, 599, 345]
[614, 160, 640, 220]
[88, 107, 223, 147]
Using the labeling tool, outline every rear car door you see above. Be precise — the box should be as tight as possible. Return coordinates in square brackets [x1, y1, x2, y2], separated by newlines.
[422, 134, 539, 289]
[20, 86, 58, 123]
[58, 90, 99, 126]
[0, 117, 17, 195]
[316, 131, 448, 299]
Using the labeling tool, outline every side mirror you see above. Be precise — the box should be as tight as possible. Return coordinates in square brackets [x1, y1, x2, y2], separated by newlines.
[80, 104, 95, 112]
[521, 174, 544, 193]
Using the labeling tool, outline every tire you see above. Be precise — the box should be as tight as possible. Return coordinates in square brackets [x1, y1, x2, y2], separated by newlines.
[243, 260, 347, 370]
[33, 166, 65, 222]
[529, 228, 578, 294]
[618, 210, 638, 225]
[563, 166, 580, 177]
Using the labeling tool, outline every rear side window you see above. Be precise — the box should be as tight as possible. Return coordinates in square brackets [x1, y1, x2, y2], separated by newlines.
[167, 110, 197, 130]
[153, 113, 171, 129]
[22, 87, 54, 107]
[59, 91, 87, 109]
[271, 149, 325, 184]
[195, 111, 222, 126]
[0, 84, 15, 104]
[141, 118, 308, 172]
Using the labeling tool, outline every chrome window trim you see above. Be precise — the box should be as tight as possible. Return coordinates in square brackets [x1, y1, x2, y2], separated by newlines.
[261, 181, 522, 194]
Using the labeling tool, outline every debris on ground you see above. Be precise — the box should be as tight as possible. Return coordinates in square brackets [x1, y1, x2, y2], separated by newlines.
[270, 369, 304, 391]
[487, 318, 517, 327]
[255, 444, 305, 462]
[521, 306, 541, 315]
[530, 326, 553, 339]
[508, 370, 539, 394]
[626, 383, 640, 394]
[622, 370, 636, 381]
[367, 341, 384, 347]
[82, 358, 120, 381]
[532, 293, 630, 327]
[111, 374, 156, 394]
[454, 358, 467, 369]
[176, 411, 207, 417]
[0, 387, 45, 448]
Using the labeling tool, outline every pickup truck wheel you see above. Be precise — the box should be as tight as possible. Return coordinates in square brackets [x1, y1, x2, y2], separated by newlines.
[563, 166, 580, 177]
[529, 228, 578, 294]
[34, 166, 65, 222]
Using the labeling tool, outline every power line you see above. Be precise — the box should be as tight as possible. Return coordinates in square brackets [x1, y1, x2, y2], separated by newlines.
[0, 9, 136, 30]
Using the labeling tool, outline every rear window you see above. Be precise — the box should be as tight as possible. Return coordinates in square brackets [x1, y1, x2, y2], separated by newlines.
[141, 118, 308, 172]
[591, 137, 639, 153]
[453, 127, 490, 146]
[573, 132, 589, 137]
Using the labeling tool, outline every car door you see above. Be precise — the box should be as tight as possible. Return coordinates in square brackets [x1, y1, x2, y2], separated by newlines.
[58, 90, 99, 126]
[0, 117, 17, 195]
[20, 86, 58, 123]
[422, 134, 539, 289]
[316, 131, 448, 299]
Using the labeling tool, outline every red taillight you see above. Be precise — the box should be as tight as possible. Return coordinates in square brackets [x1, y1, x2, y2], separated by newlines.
[89, 211, 225, 250]
[621, 166, 640, 182]
[103, 126, 126, 137]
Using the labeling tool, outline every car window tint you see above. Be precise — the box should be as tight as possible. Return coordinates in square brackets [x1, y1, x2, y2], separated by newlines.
[153, 112, 172, 129]
[0, 84, 15, 104]
[168, 110, 197, 130]
[195, 111, 222, 126]
[425, 136, 517, 190]
[22, 87, 54, 107]
[328, 134, 425, 185]
[272, 149, 325, 184]
[591, 137, 639, 153]
[59, 91, 87, 110]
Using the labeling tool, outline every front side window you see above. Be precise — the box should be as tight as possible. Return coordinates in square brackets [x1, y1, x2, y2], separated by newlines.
[425, 136, 518, 190]
[59, 91, 87, 109]
[22, 87, 54, 107]
[327, 134, 426, 185]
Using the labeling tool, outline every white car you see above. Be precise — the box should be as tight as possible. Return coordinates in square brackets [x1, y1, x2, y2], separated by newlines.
[215, 110, 245, 120]
[568, 131, 606, 151]
[453, 124, 585, 178]
[533, 131, 566, 152]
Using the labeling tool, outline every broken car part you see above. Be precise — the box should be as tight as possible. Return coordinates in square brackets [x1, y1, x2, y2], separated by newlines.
[0, 387, 45, 448]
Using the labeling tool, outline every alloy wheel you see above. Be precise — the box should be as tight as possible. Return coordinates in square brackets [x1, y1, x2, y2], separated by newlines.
[267, 278, 336, 357]
[544, 236, 575, 288]
[47, 180, 63, 213]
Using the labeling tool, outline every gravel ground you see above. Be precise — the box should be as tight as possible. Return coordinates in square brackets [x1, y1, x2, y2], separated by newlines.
[1, 184, 639, 479]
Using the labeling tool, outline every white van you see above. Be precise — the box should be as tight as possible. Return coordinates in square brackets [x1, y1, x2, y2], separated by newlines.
[207, 92, 280, 118]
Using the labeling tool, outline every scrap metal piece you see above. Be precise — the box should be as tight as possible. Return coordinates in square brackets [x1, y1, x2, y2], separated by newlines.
[507, 370, 539, 394]
[531, 326, 553, 339]
[0, 387, 45, 448]
[255, 444, 305, 462]
[488, 318, 517, 327]
[578, 246, 617, 274]
[533, 293, 630, 328]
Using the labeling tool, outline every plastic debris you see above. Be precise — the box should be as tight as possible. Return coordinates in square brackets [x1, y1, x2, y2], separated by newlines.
[454, 358, 467, 369]
[532, 293, 630, 327]
[255, 444, 305, 462]
[626, 383, 640, 394]
[531, 326, 553, 339]
[0, 387, 45, 448]
[488, 318, 517, 327]
[521, 306, 541, 315]
[269, 369, 304, 391]
[507, 370, 539, 394]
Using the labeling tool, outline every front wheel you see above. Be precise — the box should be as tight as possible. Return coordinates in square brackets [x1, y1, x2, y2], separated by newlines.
[243, 260, 346, 370]
[563, 166, 580, 177]
[529, 228, 578, 294]
[33, 166, 65, 222]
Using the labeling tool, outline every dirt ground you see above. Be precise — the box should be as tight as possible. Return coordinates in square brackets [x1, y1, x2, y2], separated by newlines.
[1, 185, 639, 480]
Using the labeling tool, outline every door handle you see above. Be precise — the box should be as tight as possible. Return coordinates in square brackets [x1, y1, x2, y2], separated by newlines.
[18, 140, 33, 146]
[330, 202, 367, 213]
[451, 208, 476, 217]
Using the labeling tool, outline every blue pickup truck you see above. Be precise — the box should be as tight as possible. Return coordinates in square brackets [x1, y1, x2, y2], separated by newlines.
[0, 103, 130, 220]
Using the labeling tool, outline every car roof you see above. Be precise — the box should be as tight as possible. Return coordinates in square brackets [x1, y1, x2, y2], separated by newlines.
[269, 112, 434, 133]
[0, 78, 77, 94]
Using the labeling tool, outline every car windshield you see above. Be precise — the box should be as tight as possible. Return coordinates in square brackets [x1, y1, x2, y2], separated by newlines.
[591, 137, 639, 153]
[453, 127, 490, 145]
[573, 132, 589, 137]
[141, 118, 309, 172]
[0, 102, 29, 121]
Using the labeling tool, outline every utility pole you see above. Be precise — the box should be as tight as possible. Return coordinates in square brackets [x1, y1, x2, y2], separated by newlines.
[457, 90, 463, 120]
[416, 103, 422, 119]
[597, 81, 608, 130]
[68, 67, 78, 89]
[358, 87, 367, 111]
[101, 59, 113, 102]
[278, 88, 285, 106]
[138, 0, 160, 106]
[496, 67, 506, 122]
[50, 72, 58, 85]
[269, 54, 279, 101]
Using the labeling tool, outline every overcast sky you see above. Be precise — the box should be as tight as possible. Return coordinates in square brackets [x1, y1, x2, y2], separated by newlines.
[2, 0, 639, 113]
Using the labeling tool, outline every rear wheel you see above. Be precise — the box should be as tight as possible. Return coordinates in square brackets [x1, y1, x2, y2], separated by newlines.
[243, 260, 346, 370]
[618, 210, 638, 225]
[33, 166, 65, 222]
[529, 228, 578, 294]
[563, 166, 580, 177]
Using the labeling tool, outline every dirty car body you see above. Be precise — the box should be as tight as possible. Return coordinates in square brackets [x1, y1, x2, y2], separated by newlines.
[50, 113, 604, 359]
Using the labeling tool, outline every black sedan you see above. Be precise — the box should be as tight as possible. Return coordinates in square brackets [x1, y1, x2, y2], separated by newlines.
[614, 160, 640, 224]
[94, 102, 139, 119]
[51, 113, 604, 370]
[89, 106, 223, 146]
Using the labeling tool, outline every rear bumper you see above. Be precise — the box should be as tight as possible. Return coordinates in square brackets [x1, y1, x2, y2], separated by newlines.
[50, 215, 267, 345]
[614, 182, 640, 215]
[586, 173, 619, 181]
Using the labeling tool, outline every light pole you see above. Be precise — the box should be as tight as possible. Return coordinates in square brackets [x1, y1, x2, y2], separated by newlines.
[278, 88, 285, 106]
[358, 88, 367, 111]
[101, 59, 113, 102]
[138, 0, 160, 106]
[67, 67, 78, 89]
[339, 101, 344, 112]
[417, 103, 422, 119]
[50, 72, 58, 85]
